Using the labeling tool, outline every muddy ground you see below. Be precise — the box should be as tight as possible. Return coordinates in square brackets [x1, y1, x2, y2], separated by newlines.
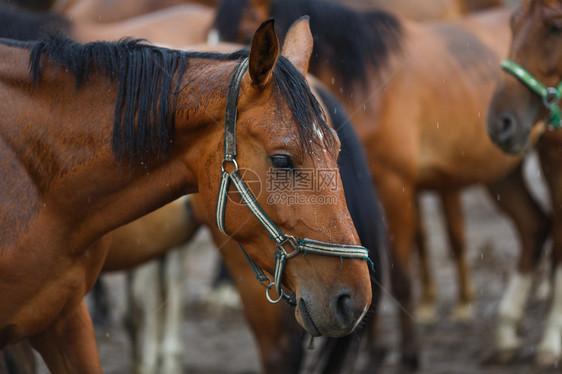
[35, 153, 559, 374]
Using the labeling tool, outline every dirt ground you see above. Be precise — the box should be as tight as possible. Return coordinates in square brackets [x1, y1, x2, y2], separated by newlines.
[33, 153, 558, 374]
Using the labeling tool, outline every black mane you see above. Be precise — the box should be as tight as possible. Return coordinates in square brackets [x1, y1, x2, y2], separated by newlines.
[23, 35, 331, 163]
[0, 3, 70, 41]
[214, 0, 403, 92]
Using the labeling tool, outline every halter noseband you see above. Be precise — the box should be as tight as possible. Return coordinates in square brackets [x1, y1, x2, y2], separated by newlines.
[501, 59, 562, 130]
[216, 58, 372, 305]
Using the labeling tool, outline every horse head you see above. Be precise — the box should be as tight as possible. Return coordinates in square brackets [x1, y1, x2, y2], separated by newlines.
[189, 18, 372, 338]
[487, 0, 562, 154]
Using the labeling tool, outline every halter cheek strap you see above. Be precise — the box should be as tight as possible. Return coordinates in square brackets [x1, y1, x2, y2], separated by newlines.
[501, 59, 562, 130]
[216, 58, 372, 305]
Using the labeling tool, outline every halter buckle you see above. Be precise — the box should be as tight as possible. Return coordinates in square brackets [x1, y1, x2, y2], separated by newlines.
[544, 87, 561, 107]
[276, 235, 299, 259]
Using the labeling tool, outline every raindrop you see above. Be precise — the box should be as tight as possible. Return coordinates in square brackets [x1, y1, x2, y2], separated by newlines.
[436, 122, 439, 129]
[480, 253, 484, 260]
[331, 77, 335, 85]
[478, 111, 481, 118]
[497, 194, 501, 201]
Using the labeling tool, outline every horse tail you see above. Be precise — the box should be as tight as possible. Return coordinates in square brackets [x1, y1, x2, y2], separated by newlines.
[313, 82, 389, 373]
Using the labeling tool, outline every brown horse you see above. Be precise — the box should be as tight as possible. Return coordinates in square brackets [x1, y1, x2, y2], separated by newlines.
[329, 0, 505, 20]
[70, 4, 215, 47]
[0, 19, 373, 373]
[213, 0, 551, 370]
[184, 62, 386, 373]
[0, 2, 215, 48]
[50, 0, 217, 23]
[487, 0, 562, 366]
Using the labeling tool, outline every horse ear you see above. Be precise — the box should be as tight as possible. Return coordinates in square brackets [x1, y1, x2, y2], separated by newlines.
[248, 19, 279, 88]
[281, 16, 313, 76]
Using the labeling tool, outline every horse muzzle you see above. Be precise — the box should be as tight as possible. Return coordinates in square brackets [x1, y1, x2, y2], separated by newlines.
[295, 287, 369, 338]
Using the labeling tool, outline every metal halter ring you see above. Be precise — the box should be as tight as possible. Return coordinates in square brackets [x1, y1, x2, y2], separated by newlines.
[276, 235, 299, 258]
[266, 282, 284, 303]
[544, 87, 561, 107]
[221, 158, 238, 173]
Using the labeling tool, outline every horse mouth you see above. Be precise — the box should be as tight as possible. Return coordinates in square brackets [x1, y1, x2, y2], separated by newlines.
[296, 298, 321, 337]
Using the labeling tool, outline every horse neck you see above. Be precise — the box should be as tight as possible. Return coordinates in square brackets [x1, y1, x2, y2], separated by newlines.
[0, 45, 227, 241]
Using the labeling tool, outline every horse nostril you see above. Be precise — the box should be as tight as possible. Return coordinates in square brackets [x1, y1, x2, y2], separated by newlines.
[498, 113, 516, 142]
[334, 292, 355, 327]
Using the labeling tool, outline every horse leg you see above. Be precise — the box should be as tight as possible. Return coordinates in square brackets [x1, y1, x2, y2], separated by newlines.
[124, 271, 142, 371]
[439, 190, 474, 323]
[414, 194, 438, 324]
[485, 163, 550, 361]
[29, 300, 102, 373]
[1, 340, 36, 374]
[377, 175, 419, 371]
[128, 261, 162, 374]
[160, 248, 186, 374]
[536, 139, 562, 367]
[90, 277, 111, 327]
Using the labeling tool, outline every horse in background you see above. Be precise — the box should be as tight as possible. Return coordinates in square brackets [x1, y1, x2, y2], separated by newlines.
[0, 0, 218, 22]
[330, 0, 504, 20]
[0, 18, 374, 372]
[97, 196, 201, 374]
[0, 340, 35, 374]
[212, 1, 550, 370]
[487, 0, 562, 366]
[0, 1, 215, 48]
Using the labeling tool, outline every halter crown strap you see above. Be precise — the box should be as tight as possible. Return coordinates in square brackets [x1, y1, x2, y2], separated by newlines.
[501, 59, 562, 129]
[215, 58, 371, 304]
[224, 58, 249, 161]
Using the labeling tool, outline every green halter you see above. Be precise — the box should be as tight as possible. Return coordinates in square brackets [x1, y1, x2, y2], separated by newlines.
[501, 59, 562, 130]
[216, 58, 371, 305]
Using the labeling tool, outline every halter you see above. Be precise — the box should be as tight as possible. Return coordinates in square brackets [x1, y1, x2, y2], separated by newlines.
[216, 58, 372, 305]
[501, 59, 562, 130]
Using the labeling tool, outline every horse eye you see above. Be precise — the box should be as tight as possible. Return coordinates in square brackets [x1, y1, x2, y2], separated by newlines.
[270, 154, 294, 170]
[548, 21, 562, 35]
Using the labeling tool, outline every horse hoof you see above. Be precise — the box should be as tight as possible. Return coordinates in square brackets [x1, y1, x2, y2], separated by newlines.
[536, 350, 561, 368]
[450, 303, 473, 324]
[415, 303, 437, 325]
